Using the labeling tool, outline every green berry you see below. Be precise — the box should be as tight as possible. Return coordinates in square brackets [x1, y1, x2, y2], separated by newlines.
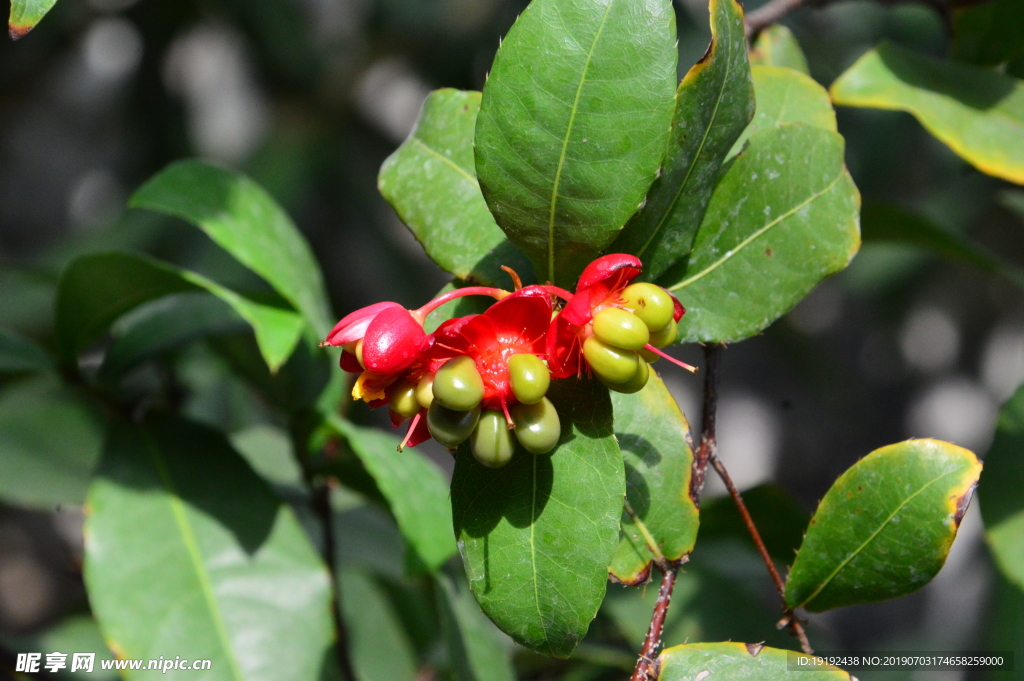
[415, 374, 434, 409]
[511, 397, 561, 454]
[471, 411, 516, 468]
[388, 379, 420, 418]
[583, 336, 640, 384]
[508, 353, 550, 404]
[598, 356, 650, 394]
[621, 283, 675, 332]
[649, 319, 677, 347]
[433, 356, 485, 411]
[592, 307, 650, 351]
[427, 403, 480, 449]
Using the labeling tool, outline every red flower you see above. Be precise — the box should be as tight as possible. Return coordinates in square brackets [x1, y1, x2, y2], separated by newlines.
[325, 302, 431, 377]
[546, 254, 684, 378]
[426, 285, 552, 412]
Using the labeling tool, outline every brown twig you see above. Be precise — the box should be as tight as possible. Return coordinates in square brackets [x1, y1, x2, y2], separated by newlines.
[708, 453, 814, 654]
[629, 566, 679, 681]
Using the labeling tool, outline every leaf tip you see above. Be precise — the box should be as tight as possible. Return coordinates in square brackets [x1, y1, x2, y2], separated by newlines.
[8, 22, 32, 40]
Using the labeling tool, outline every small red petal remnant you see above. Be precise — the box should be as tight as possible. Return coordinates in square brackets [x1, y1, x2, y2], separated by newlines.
[339, 350, 362, 373]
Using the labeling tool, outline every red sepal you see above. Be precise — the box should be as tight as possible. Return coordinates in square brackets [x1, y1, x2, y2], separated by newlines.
[576, 254, 641, 291]
[671, 293, 685, 322]
[340, 351, 362, 373]
[326, 301, 403, 346]
[362, 306, 431, 376]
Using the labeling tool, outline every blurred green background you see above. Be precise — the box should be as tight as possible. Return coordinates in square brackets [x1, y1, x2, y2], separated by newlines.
[0, 0, 1022, 678]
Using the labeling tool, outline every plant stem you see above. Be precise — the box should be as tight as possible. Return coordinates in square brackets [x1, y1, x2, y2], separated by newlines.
[708, 452, 814, 654]
[629, 567, 678, 681]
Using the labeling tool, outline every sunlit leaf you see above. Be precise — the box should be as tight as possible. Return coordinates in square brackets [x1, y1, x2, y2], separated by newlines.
[474, 0, 678, 287]
[339, 568, 418, 681]
[450, 379, 623, 657]
[749, 24, 810, 74]
[981, 385, 1024, 592]
[56, 252, 304, 372]
[661, 123, 860, 343]
[130, 160, 333, 338]
[378, 89, 533, 287]
[831, 41, 1024, 185]
[609, 372, 699, 584]
[785, 439, 982, 612]
[658, 642, 853, 680]
[611, 0, 754, 282]
[84, 416, 335, 681]
[325, 415, 457, 572]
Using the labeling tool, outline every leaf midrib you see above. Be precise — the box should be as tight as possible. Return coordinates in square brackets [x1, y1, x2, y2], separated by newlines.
[546, 0, 616, 283]
[668, 171, 844, 292]
[796, 467, 959, 609]
[142, 430, 244, 681]
[636, 29, 733, 260]
[411, 137, 479, 186]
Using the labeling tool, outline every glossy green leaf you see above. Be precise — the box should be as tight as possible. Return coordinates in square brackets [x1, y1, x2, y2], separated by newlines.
[658, 642, 853, 680]
[8, 0, 58, 39]
[99, 293, 247, 382]
[56, 252, 304, 372]
[0, 377, 102, 509]
[981, 385, 1024, 591]
[130, 160, 333, 338]
[378, 89, 533, 287]
[662, 123, 860, 343]
[450, 378, 623, 657]
[831, 41, 1024, 185]
[436, 571, 516, 681]
[325, 415, 457, 572]
[952, 0, 1024, 67]
[697, 483, 808, 562]
[339, 568, 418, 681]
[728, 64, 836, 158]
[612, 0, 754, 282]
[0, 327, 51, 373]
[785, 439, 982, 612]
[749, 24, 810, 74]
[84, 416, 335, 681]
[861, 201, 1024, 292]
[474, 0, 678, 287]
[609, 372, 699, 584]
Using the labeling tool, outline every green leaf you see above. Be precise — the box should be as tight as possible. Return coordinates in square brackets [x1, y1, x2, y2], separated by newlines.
[749, 24, 810, 74]
[339, 568, 418, 681]
[830, 41, 1024, 185]
[325, 415, 458, 572]
[697, 483, 808, 562]
[0, 615, 117, 680]
[0, 377, 103, 509]
[56, 252, 304, 372]
[378, 89, 534, 287]
[450, 378, 623, 657]
[474, 0, 678, 287]
[0, 327, 52, 373]
[435, 571, 516, 681]
[130, 160, 333, 338]
[784, 438, 982, 612]
[8, 0, 58, 39]
[980, 385, 1024, 592]
[952, 0, 1024, 67]
[84, 416, 335, 681]
[99, 293, 248, 383]
[728, 64, 837, 158]
[611, 0, 754, 282]
[662, 123, 860, 343]
[861, 201, 1024, 292]
[658, 642, 853, 680]
[609, 372, 699, 584]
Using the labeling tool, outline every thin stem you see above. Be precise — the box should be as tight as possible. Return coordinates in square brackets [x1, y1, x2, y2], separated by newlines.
[689, 344, 722, 503]
[629, 567, 678, 681]
[642, 345, 698, 374]
[414, 286, 508, 318]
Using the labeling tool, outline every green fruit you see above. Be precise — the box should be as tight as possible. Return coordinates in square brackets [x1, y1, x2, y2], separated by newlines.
[511, 397, 561, 454]
[649, 320, 677, 348]
[592, 307, 650, 351]
[471, 411, 516, 468]
[415, 374, 434, 409]
[598, 356, 650, 394]
[427, 403, 480, 449]
[388, 379, 420, 418]
[433, 356, 485, 411]
[621, 282, 675, 332]
[508, 353, 550, 404]
[583, 336, 640, 384]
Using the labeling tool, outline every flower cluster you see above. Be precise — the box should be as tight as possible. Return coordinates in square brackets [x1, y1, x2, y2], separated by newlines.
[324, 254, 691, 468]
